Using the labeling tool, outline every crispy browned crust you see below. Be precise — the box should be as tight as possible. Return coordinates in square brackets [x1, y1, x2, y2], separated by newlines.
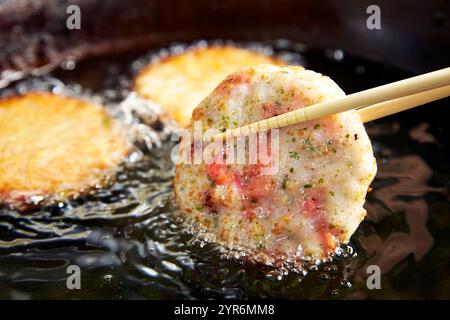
[134, 45, 287, 126]
[0, 92, 131, 211]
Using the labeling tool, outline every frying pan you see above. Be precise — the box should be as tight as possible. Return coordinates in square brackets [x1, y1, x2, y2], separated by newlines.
[0, 0, 449, 299]
[1, 0, 449, 76]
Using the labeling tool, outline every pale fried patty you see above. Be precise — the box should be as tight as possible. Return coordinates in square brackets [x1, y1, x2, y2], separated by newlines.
[0, 92, 130, 209]
[174, 65, 377, 267]
[134, 46, 287, 126]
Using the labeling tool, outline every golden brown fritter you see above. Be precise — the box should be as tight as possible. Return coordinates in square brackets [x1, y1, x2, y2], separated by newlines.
[134, 46, 287, 126]
[0, 92, 130, 210]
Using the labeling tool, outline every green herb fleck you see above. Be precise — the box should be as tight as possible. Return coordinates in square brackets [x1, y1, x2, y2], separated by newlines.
[282, 176, 288, 189]
[289, 151, 300, 160]
[303, 138, 315, 152]
[221, 115, 230, 128]
[303, 184, 313, 189]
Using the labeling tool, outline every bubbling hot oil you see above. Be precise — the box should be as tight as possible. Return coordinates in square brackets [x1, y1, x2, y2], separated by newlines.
[0, 40, 448, 299]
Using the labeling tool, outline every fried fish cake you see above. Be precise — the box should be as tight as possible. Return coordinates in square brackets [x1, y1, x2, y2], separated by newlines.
[174, 65, 377, 268]
[134, 46, 287, 126]
[0, 92, 130, 210]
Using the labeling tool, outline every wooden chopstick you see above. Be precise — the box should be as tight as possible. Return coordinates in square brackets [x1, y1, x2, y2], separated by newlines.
[210, 67, 450, 141]
[358, 84, 450, 123]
